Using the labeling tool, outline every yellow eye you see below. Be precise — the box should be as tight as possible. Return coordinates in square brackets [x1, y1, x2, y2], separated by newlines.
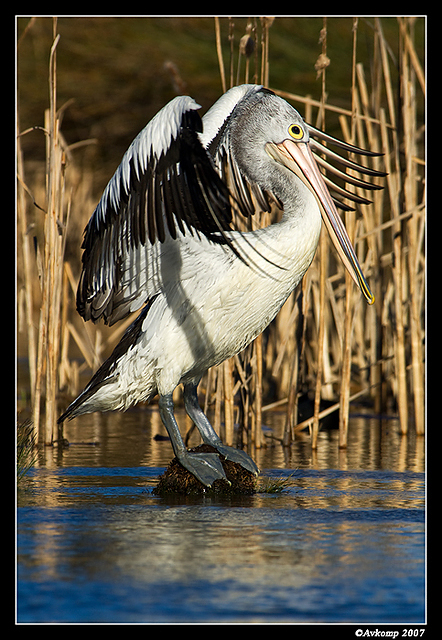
[288, 124, 304, 140]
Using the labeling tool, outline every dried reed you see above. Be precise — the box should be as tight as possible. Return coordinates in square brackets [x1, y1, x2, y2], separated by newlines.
[205, 16, 425, 446]
[16, 17, 425, 452]
[311, 17, 329, 450]
[28, 20, 69, 445]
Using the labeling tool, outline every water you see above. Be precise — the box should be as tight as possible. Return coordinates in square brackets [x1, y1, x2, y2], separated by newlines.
[17, 408, 425, 624]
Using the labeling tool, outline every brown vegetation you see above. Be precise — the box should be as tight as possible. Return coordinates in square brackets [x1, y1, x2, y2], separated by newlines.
[17, 17, 425, 449]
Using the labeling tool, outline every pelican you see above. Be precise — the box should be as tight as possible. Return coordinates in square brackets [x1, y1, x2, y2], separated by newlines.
[58, 84, 384, 486]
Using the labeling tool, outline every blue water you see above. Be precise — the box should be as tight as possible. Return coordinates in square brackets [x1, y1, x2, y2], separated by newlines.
[16, 411, 425, 623]
[17, 466, 425, 623]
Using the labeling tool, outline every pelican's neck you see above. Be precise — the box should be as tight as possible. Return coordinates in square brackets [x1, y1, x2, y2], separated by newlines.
[232, 186, 321, 303]
[259, 147, 324, 257]
[267, 176, 322, 274]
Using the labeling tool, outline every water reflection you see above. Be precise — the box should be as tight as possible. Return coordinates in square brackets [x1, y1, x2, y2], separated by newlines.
[18, 488, 425, 623]
[18, 407, 425, 623]
[37, 405, 425, 474]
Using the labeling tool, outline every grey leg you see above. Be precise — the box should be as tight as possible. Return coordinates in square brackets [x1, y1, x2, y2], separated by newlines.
[183, 382, 259, 476]
[158, 393, 227, 487]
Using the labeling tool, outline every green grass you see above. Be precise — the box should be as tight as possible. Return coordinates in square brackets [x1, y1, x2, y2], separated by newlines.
[258, 471, 297, 494]
[17, 420, 37, 485]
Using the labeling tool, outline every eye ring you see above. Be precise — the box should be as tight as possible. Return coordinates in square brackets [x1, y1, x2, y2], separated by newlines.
[288, 123, 304, 140]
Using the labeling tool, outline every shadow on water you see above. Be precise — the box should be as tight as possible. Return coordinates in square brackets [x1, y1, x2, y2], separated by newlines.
[17, 407, 425, 624]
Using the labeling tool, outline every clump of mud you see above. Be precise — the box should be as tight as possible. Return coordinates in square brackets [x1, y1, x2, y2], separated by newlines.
[153, 444, 257, 496]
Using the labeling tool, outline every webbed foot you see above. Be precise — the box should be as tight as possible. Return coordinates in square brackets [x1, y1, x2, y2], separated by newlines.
[182, 382, 260, 478]
[177, 450, 228, 487]
[215, 445, 260, 476]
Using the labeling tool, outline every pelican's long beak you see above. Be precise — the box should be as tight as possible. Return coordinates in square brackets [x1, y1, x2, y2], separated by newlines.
[266, 139, 374, 305]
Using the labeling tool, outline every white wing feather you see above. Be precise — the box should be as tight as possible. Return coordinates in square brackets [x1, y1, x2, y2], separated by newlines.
[77, 95, 235, 325]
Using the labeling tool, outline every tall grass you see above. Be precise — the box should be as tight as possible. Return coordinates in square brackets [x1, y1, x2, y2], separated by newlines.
[201, 16, 425, 444]
[18, 19, 67, 444]
[16, 17, 425, 449]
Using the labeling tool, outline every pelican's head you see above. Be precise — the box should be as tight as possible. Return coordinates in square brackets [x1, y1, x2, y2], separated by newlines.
[266, 120, 375, 304]
[228, 87, 376, 305]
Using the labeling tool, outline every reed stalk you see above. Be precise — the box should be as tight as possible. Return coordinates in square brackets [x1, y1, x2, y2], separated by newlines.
[338, 18, 358, 449]
[399, 18, 425, 435]
[354, 63, 383, 415]
[260, 17, 274, 87]
[223, 358, 234, 446]
[373, 18, 408, 424]
[311, 18, 329, 450]
[32, 30, 61, 442]
[17, 133, 37, 409]
[43, 23, 70, 444]
[228, 18, 235, 89]
[253, 334, 263, 448]
[19, 20, 71, 444]
[214, 17, 226, 93]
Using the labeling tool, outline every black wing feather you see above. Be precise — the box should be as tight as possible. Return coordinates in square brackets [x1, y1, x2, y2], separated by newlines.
[77, 100, 236, 325]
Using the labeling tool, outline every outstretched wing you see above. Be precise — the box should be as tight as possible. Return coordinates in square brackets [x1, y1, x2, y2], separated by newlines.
[77, 86, 386, 327]
[77, 96, 240, 326]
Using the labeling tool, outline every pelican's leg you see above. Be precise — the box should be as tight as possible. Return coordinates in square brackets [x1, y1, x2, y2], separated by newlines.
[158, 393, 227, 487]
[183, 383, 259, 476]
